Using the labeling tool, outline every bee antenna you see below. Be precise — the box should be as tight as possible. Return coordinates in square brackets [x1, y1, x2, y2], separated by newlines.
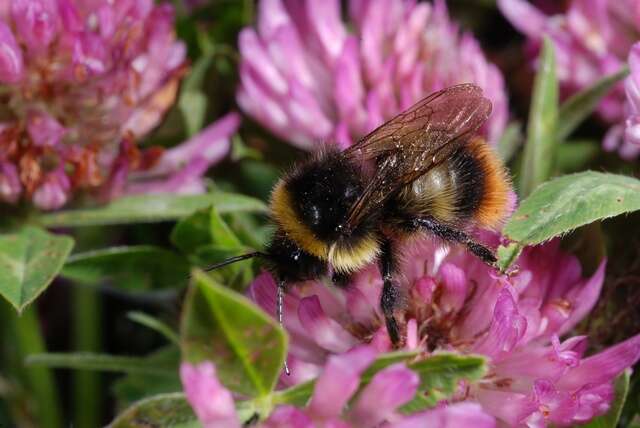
[277, 278, 290, 376]
[203, 251, 268, 271]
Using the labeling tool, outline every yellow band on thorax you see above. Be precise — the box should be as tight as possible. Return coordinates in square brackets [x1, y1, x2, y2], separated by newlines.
[270, 180, 329, 260]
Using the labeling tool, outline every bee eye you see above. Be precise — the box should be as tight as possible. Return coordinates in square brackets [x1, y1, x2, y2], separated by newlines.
[335, 223, 350, 235]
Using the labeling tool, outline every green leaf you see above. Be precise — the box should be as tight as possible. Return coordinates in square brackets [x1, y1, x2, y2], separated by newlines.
[61, 246, 190, 290]
[231, 135, 263, 162]
[179, 91, 208, 137]
[555, 140, 600, 173]
[224, 212, 272, 249]
[210, 207, 243, 248]
[180, 270, 287, 397]
[272, 352, 484, 413]
[113, 373, 183, 410]
[496, 242, 523, 274]
[178, 53, 214, 137]
[127, 312, 180, 345]
[497, 121, 522, 163]
[505, 171, 640, 246]
[171, 209, 213, 255]
[112, 347, 183, 407]
[557, 67, 629, 142]
[38, 192, 267, 227]
[171, 208, 264, 263]
[108, 393, 198, 428]
[271, 351, 419, 408]
[26, 352, 177, 376]
[183, 52, 214, 92]
[0, 227, 74, 312]
[238, 160, 281, 200]
[405, 353, 487, 409]
[584, 369, 631, 428]
[519, 36, 559, 197]
[193, 245, 254, 282]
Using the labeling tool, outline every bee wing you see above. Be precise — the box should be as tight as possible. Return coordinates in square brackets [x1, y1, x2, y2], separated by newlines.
[342, 84, 492, 230]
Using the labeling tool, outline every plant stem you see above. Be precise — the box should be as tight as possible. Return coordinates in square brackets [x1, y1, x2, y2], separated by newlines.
[14, 307, 63, 428]
[73, 285, 102, 427]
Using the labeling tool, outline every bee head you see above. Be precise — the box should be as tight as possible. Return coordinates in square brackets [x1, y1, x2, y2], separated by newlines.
[264, 231, 327, 283]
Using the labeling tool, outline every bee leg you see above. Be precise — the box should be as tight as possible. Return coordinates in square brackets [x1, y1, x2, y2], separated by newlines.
[277, 279, 291, 376]
[413, 217, 497, 266]
[379, 239, 401, 346]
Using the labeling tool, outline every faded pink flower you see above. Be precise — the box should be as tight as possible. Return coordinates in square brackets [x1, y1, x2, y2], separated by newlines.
[0, 0, 239, 210]
[498, 0, 640, 159]
[620, 42, 640, 158]
[180, 361, 240, 428]
[249, 236, 640, 427]
[237, 0, 508, 150]
[181, 347, 496, 428]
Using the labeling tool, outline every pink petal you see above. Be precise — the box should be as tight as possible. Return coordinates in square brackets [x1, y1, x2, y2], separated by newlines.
[239, 28, 288, 96]
[247, 273, 327, 364]
[391, 403, 496, 428]
[550, 335, 586, 369]
[566, 0, 610, 55]
[558, 332, 640, 390]
[573, 382, 614, 422]
[0, 21, 23, 83]
[475, 388, 536, 426]
[359, 0, 385, 83]
[71, 32, 108, 76]
[263, 406, 313, 428]
[0, 162, 22, 203]
[440, 262, 468, 312]
[308, 345, 377, 419]
[267, 25, 314, 88]
[11, 0, 59, 51]
[148, 112, 240, 175]
[493, 343, 581, 391]
[626, 43, 640, 113]
[257, 0, 290, 38]
[413, 276, 437, 305]
[237, 63, 296, 144]
[474, 288, 527, 358]
[406, 318, 418, 350]
[497, 0, 548, 37]
[333, 36, 366, 135]
[57, 0, 82, 33]
[558, 260, 606, 335]
[306, 0, 346, 62]
[124, 157, 209, 195]
[286, 80, 333, 140]
[529, 379, 578, 426]
[26, 111, 66, 147]
[349, 363, 419, 426]
[333, 121, 353, 150]
[32, 171, 71, 210]
[298, 295, 357, 352]
[180, 362, 240, 428]
[279, 355, 321, 388]
[96, 4, 116, 38]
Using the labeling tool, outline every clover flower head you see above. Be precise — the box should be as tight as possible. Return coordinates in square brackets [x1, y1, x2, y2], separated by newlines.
[250, 235, 640, 427]
[499, 0, 640, 159]
[181, 347, 497, 428]
[237, 0, 508, 150]
[0, 0, 239, 209]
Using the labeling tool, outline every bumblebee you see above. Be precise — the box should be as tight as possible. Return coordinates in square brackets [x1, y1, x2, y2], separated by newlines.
[213, 84, 511, 353]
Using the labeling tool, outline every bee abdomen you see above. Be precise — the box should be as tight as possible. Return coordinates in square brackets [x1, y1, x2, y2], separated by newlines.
[460, 138, 511, 229]
[401, 138, 511, 229]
